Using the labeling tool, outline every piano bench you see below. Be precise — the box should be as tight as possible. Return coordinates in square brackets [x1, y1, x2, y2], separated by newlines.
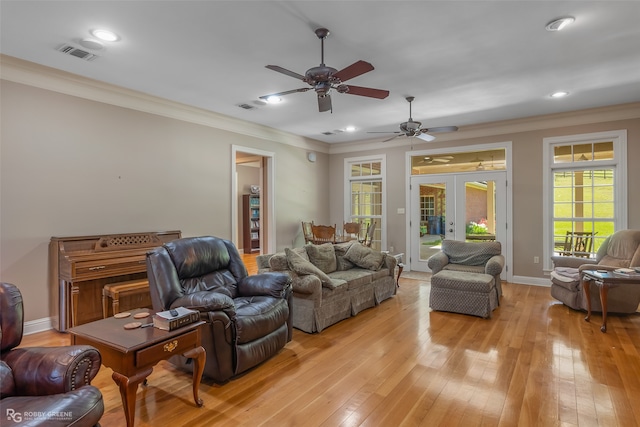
[102, 279, 150, 318]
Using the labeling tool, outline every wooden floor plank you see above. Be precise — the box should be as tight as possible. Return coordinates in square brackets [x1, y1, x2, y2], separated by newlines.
[15, 254, 640, 426]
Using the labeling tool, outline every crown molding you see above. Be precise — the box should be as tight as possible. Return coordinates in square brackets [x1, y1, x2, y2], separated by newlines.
[329, 102, 640, 155]
[0, 54, 329, 153]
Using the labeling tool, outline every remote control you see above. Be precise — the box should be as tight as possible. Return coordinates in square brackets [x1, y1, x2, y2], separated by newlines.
[170, 309, 179, 317]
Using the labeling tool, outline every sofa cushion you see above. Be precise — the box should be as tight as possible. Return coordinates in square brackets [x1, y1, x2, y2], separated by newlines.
[285, 248, 336, 289]
[344, 243, 386, 271]
[306, 243, 337, 274]
[329, 269, 373, 289]
[334, 241, 356, 271]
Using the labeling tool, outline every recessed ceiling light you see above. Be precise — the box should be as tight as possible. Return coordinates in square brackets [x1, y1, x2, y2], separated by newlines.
[545, 17, 575, 32]
[550, 91, 570, 98]
[265, 96, 282, 104]
[345, 126, 356, 132]
[90, 29, 119, 42]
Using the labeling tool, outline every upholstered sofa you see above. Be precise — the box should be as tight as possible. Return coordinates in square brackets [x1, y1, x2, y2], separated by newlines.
[550, 229, 640, 312]
[257, 241, 397, 333]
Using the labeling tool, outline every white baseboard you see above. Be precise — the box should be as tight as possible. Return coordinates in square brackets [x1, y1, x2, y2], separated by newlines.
[511, 275, 551, 287]
[23, 317, 54, 335]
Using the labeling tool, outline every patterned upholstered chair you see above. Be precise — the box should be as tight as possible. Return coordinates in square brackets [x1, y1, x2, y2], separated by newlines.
[550, 229, 640, 312]
[427, 240, 505, 318]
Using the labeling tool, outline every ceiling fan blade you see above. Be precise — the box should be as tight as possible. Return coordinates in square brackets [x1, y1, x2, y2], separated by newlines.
[333, 60, 374, 82]
[424, 126, 459, 133]
[259, 88, 311, 99]
[432, 158, 451, 163]
[417, 133, 436, 142]
[318, 94, 332, 112]
[367, 131, 401, 134]
[265, 65, 306, 81]
[383, 134, 403, 142]
[340, 85, 389, 99]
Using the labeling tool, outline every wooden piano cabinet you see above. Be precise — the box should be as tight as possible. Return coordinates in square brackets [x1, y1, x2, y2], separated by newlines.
[49, 230, 181, 331]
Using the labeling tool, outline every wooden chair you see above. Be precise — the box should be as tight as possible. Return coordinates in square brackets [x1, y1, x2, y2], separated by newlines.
[301, 221, 315, 244]
[343, 221, 361, 241]
[362, 221, 377, 247]
[311, 224, 336, 244]
[559, 231, 597, 258]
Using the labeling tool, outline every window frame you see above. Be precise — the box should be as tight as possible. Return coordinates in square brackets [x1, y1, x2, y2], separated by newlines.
[344, 154, 387, 250]
[542, 130, 627, 271]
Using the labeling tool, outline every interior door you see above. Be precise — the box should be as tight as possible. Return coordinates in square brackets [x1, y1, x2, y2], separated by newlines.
[410, 171, 507, 273]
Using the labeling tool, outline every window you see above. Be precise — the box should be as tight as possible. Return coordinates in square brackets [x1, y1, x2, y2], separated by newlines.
[543, 131, 627, 270]
[345, 156, 386, 250]
[420, 195, 435, 222]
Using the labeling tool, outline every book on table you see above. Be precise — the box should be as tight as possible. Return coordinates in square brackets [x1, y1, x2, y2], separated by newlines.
[613, 268, 640, 277]
[153, 307, 200, 331]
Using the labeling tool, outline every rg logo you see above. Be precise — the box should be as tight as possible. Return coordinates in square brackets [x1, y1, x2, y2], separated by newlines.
[6, 408, 22, 422]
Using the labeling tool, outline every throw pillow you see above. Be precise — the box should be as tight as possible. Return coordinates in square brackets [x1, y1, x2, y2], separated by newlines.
[306, 243, 337, 274]
[268, 253, 288, 271]
[344, 243, 386, 271]
[285, 247, 335, 289]
[334, 241, 356, 271]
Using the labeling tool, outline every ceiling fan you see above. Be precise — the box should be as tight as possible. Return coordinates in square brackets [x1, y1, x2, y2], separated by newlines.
[260, 28, 389, 113]
[369, 96, 458, 142]
[415, 155, 454, 165]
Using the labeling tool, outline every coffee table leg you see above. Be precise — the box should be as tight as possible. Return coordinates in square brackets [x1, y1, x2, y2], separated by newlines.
[112, 368, 153, 427]
[599, 284, 608, 333]
[183, 346, 205, 407]
[583, 278, 592, 323]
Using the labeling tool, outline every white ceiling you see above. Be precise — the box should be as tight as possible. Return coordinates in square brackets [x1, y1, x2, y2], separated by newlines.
[2, 1, 639, 144]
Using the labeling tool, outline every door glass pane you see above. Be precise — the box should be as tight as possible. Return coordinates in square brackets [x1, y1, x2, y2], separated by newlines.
[464, 181, 497, 242]
[419, 183, 445, 261]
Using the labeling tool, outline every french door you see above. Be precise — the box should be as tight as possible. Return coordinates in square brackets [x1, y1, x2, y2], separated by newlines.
[410, 171, 507, 273]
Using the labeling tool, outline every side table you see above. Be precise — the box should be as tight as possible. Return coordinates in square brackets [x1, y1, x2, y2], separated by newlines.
[69, 308, 205, 427]
[581, 270, 640, 332]
[383, 252, 404, 287]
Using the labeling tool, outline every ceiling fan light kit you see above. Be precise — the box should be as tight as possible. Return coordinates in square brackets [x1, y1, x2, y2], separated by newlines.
[368, 96, 458, 142]
[260, 27, 389, 112]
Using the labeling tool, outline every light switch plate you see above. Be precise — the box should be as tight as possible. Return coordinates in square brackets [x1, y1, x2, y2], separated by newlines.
[397, 208, 405, 214]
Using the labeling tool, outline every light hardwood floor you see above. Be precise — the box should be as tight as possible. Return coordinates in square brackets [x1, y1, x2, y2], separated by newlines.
[20, 255, 640, 426]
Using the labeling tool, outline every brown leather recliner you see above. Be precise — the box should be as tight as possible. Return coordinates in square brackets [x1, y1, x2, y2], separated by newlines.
[145, 236, 292, 384]
[0, 282, 104, 427]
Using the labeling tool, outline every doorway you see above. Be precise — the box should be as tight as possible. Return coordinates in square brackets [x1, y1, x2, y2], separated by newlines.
[410, 171, 507, 273]
[232, 145, 276, 255]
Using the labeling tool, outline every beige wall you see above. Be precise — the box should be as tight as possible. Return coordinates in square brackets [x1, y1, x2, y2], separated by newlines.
[1, 58, 638, 323]
[329, 113, 640, 279]
[0, 79, 329, 322]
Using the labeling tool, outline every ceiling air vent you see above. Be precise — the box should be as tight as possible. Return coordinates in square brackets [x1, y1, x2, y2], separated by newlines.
[57, 44, 98, 61]
[237, 103, 256, 110]
[321, 131, 334, 135]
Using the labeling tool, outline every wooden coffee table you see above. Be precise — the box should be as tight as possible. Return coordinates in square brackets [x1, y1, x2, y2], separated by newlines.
[69, 308, 205, 427]
[581, 270, 640, 332]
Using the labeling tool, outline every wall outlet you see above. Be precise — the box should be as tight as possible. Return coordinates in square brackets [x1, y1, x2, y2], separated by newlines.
[534, 256, 540, 264]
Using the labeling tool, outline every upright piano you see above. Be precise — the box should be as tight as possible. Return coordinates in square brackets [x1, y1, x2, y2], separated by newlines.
[49, 230, 181, 331]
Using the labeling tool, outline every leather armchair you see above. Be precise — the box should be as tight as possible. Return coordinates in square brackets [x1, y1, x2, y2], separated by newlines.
[551, 229, 640, 312]
[146, 236, 292, 384]
[0, 282, 103, 427]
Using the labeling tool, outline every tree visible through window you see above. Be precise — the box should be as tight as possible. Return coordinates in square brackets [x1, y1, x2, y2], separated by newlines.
[544, 132, 626, 266]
